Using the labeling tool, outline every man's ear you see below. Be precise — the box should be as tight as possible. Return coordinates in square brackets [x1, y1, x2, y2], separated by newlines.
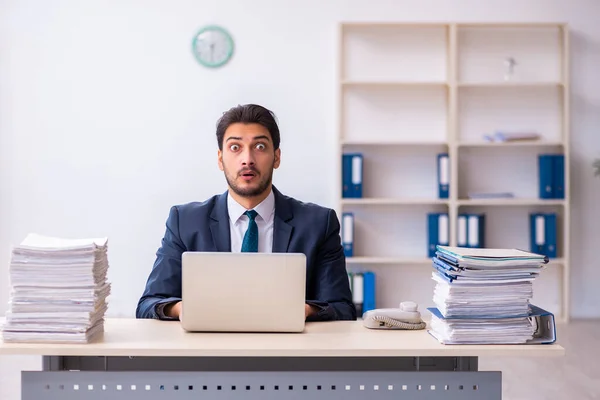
[273, 148, 281, 169]
[217, 149, 224, 171]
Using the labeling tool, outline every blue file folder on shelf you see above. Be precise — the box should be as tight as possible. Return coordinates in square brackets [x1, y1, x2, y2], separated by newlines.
[362, 271, 376, 314]
[342, 153, 363, 198]
[466, 214, 485, 249]
[348, 271, 376, 316]
[437, 153, 449, 199]
[538, 154, 565, 199]
[427, 304, 557, 344]
[554, 155, 565, 199]
[341, 212, 354, 257]
[457, 213, 485, 248]
[530, 213, 557, 258]
[427, 213, 449, 258]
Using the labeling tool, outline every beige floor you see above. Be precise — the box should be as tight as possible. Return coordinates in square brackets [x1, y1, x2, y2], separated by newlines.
[1, 320, 599, 400]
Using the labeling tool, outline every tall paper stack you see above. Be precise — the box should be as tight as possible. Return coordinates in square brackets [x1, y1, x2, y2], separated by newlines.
[428, 245, 548, 344]
[1, 233, 111, 343]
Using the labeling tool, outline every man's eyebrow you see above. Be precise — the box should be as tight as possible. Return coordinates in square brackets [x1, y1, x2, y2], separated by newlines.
[225, 135, 271, 142]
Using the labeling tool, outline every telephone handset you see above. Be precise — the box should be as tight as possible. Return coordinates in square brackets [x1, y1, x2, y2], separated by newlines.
[362, 301, 427, 330]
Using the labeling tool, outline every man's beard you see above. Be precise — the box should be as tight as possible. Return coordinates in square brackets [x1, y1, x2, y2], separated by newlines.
[224, 164, 274, 198]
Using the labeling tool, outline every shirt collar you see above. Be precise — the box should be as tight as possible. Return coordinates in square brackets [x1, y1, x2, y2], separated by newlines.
[227, 188, 275, 224]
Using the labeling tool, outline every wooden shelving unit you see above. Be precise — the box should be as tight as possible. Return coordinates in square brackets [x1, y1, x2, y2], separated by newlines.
[338, 22, 570, 322]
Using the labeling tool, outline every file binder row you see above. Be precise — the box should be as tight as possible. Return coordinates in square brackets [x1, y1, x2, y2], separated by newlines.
[427, 212, 558, 259]
[530, 213, 558, 258]
[457, 213, 485, 249]
[348, 271, 376, 316]
[343, 153, 564, 200]
[341, 153, 449, 199]
[427, 213, 485, 257]
[538, 154, 565, 199]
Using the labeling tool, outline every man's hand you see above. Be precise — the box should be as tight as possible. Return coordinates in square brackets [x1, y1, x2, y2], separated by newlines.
[165, 301, 182, 319]
[305, 303, 317, 319]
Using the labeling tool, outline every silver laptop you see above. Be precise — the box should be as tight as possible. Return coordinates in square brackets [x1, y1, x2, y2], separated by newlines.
[180, 252, 307, 333]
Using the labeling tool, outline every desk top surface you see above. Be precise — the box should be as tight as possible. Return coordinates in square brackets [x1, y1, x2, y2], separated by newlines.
[0, 318, 564, 358]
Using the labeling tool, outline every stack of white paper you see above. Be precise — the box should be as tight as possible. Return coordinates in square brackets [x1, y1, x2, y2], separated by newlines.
[428, 313, 536, 345]
[428, 246, 548, 344]
[1, 233, 111, 343]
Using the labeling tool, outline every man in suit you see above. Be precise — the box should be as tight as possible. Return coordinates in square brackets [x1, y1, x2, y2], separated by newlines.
[136, 104, 356, 321]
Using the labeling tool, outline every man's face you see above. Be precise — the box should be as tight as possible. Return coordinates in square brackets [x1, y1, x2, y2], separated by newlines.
[218, 122, 280, 198]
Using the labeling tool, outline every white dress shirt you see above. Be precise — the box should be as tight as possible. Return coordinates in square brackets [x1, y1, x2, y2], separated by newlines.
[227, 189, 275, 253]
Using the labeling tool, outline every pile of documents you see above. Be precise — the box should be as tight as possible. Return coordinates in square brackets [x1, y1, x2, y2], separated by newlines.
[427, 245, 548, 344]
[1, 233, 111, 343]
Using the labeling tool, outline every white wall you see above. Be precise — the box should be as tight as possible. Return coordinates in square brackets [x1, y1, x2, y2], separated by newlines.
[0, 0, 599, 318]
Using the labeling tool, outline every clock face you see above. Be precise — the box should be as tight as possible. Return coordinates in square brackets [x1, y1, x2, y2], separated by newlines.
[192, 25, 234, 68]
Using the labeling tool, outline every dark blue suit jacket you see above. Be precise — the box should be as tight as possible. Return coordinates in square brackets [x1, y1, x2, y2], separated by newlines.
[136, 186, 357, 321]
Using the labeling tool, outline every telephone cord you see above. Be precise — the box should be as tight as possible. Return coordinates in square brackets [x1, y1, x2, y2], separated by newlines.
[372, 315, 427, 330]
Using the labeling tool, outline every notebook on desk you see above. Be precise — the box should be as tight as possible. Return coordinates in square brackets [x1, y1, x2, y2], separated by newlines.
[180, 252, 307, 333]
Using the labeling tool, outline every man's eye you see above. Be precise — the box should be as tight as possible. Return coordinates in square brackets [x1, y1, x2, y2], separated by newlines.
[229, 144, 240, 151]
[255, 143, 266, 150]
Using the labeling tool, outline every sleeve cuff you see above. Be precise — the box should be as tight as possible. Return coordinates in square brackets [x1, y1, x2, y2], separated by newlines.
[306, 301, 335, 321]
[154, 298, 181, 320]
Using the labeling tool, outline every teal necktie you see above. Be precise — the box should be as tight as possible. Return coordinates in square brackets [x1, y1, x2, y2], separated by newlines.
[241, 210, 258, 252]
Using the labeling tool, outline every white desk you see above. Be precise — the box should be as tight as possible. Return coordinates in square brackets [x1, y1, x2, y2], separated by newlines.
[0, 318, 564, 400]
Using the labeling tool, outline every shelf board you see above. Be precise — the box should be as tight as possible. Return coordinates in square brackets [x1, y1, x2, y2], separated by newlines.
[342, 140, 448, 147]
[457, 82, 563, 88]
[342, 198, 449, 206]
[342, 80, 447, 87]
[458, 141, 564, 148]
[457, 22, 566, 28]
[346, 257, 432, 265]
[342, 22, 451, 28]
[457, 198, 566, 206]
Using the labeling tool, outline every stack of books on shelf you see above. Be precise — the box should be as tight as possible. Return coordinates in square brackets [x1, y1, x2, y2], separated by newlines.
[427, 245, 555, 345]
[1, 233, 111, 344]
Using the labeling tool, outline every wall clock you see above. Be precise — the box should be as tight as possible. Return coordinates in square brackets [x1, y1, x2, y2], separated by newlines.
[191, 25, 234, 68]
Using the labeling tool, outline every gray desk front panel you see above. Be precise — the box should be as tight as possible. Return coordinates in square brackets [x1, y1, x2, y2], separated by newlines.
[43, 355, 479, 372]
[23, 370, 501, 400]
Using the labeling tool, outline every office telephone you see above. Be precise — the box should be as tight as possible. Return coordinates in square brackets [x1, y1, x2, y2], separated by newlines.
[362, 301, 427, 330]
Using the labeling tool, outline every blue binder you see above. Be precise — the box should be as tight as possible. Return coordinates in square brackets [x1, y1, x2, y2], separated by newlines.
[437, 153, 449, 199]
[466, 213, 485, 248]
[457, 214, 468, 247]
[362, 271, 376, 313]
[351, 272, 364, 316]
[538, 154, 565, 199]
[342, 153, 363, 198]
[341, 212, 354, 257]
[427, 213, 449, 258]
[538, 154, 554, 199]
[529, 213, 546, 254]
[544, 213, 557, 258]
[554, 155, 565, 199]
[529, 213, 557, 258]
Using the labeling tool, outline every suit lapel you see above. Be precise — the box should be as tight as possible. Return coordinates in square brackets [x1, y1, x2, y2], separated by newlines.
[272, 186, 293, 253]
[209, 190, 231, 252]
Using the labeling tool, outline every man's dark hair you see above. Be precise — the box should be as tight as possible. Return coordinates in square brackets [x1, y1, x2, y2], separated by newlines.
[216, 104, 281, 151]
